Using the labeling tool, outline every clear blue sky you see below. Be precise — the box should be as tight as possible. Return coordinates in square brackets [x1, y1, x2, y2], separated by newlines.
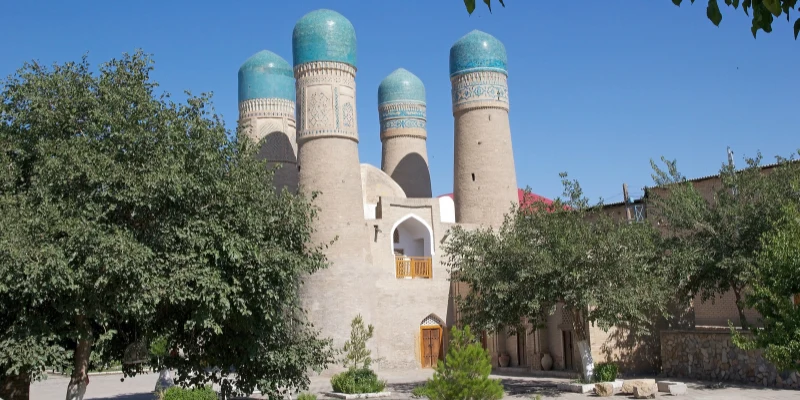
[3, 0, 798, 203]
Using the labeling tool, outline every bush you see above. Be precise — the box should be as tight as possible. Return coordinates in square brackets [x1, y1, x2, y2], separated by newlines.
[160, 385, 218, 400]
[412, 325, 503, 400]
[297, 393, 317, 400]
[330, 368, 386, 394]
[592, 362, 618, 383]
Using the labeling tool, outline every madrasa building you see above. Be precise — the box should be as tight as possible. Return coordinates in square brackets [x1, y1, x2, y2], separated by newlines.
[237, 8, 601, 374]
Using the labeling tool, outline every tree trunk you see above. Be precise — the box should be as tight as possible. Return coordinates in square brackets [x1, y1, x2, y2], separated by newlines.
[65, 318, 92, 400]
[733, 286, 749, 330]
[0, 372, 31, 400]
[570, 308, 594, 381]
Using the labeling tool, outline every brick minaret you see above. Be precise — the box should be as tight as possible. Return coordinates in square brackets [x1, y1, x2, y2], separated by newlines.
[237, 50, 297, 192]
[450, 30, 518, 227]
[378, 68, 432, 198]
[292, 9, 375, 352]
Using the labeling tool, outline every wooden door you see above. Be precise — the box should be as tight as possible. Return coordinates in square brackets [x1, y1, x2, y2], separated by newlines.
[562, 331, 574, 371]
[421, 327, 441, 368]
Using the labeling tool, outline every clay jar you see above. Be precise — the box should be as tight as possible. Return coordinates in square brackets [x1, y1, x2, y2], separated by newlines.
[541, 353, 553, 371]
[498, 353, 510, 367]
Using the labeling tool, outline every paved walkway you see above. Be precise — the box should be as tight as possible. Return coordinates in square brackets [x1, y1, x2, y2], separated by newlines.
[29, 369, 799, 399]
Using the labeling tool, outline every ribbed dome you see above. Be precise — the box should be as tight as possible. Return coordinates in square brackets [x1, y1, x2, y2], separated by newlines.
[449, 30, 508, 77]
[378, 68, 425, 105]
[237, 50, 294, 103]
[292, 9, 357, 67]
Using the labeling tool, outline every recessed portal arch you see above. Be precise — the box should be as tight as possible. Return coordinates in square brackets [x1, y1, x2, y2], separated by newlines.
[389, 213, 434, 257]
[420, 313, 444, 368]
[390, 214, 434, 279]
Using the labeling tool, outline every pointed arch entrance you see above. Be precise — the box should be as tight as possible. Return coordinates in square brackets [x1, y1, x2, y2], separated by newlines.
[391, 214, 434, 279]
[420, 314, 444, 368]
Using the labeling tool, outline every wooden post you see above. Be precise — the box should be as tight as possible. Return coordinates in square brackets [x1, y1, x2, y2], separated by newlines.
[623, 183, 632, 222]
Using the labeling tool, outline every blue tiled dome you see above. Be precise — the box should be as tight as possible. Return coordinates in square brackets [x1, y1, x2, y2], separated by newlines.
[292, 9, 357, 67]
[449, 30, 508, 77]
[237, 50, 294, 103]
[378, 68, 425, 105]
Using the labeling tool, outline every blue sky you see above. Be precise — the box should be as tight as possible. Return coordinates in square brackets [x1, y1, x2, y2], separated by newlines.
[3, 0, 798, 203]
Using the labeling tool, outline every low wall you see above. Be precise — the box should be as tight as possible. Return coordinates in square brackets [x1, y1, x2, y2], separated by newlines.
[661, 329, 800, 389]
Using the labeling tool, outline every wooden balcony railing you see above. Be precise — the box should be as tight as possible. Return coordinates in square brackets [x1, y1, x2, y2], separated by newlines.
[396, 256, 432, 279]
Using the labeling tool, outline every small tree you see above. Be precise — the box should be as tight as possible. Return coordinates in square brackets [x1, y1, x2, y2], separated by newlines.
[445, 174, 672, 380]
[412, 325, 503, 400]
[732, 202, 800, 371]
[649, 154, 800, 329]
[330, 315, 385, 394]
[342, 314, 375, 370]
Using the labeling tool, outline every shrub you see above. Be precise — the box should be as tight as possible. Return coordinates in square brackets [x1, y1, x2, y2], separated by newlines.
[329, 315, 386, 394]
[412, 325, 503, 400]
[592, 362, 618, 383]
[160, 385, 217, 400]
[330, 368, 386, 394]
[297, 393, 317, 400]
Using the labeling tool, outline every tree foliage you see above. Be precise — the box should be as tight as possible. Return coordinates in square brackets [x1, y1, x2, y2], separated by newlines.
[444, 174, 672, 360]
[463, 0, 506, 15]
[673, 0, 800, 39]
[412, 325, 503, 400]
[330, 315, 385, 395]
[649, 153, 800, 329]
[341, 315, 374, 370]
[463, 0, 800, 39]
[0, 50, 334, 400]
[732, 202, 800, 371]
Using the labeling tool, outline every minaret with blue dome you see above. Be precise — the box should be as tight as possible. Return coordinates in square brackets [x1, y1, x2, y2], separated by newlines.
[291, 9, 376, 354]
[237, 50, 298, 192]
[450, 30, 519, 228]
[378, 68, 432, 198]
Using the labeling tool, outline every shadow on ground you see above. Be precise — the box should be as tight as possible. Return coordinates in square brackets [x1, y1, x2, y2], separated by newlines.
[385, 378, 564, 398]
[99, 394, 154, 400]
[499, 378, 563, 398]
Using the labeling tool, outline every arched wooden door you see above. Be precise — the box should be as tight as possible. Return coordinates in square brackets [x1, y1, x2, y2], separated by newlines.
[420, 326, 442, 368]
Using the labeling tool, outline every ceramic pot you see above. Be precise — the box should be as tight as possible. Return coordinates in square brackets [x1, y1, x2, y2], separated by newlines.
[498, 353, 510, 367]
[541, 353, 553, 371]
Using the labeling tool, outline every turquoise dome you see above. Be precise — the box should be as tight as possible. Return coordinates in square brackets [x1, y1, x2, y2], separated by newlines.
[449, 30, 508, 77]
[238, 50, 295, 103]
[292, 9, 357, 67]
[378, 68, 425, 105]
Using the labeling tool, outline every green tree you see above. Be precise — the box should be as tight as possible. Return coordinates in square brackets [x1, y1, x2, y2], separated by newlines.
[444, 174, 672, 380]
[0, 50, 335, 400]
[463, 0, 800, 39]
[732, 202, 800, 371]
[342, 315, 375, 370]
[412, 325, 503, 400]
[649, 153, 800, 329]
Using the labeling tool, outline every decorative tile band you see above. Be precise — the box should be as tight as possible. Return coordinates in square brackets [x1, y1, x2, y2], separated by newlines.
[295, 60, 359, 142]
[294, 61, 356, 81]
[450, 70, 509, 113]
[378, 102, 427, 138]
[380, 118, 427, 131]
[238, 98, 296, 119]
[378, 102, 427, 121]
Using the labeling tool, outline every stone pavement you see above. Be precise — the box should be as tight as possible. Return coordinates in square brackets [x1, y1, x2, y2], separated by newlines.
[29, 369, 800, 399]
